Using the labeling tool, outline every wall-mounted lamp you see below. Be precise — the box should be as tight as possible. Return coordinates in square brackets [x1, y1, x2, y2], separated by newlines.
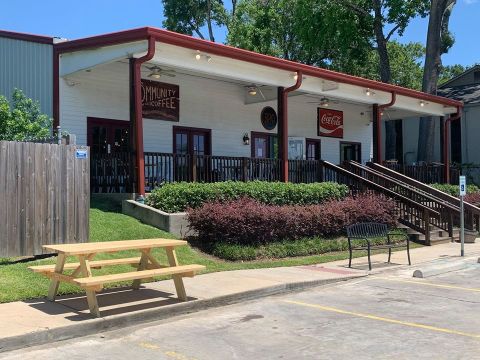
[419, 100, 426, 107]
[195, 50, 201, 60]
[365, 88, 374, 96]
[243, 133, 250, 145]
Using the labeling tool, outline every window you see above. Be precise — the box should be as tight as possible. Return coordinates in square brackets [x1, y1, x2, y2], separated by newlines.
[340, 142, 361, 163]
[306, 139, 321, 160]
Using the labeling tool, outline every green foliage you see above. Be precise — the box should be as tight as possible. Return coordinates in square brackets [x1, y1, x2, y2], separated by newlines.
[438, 64, 472, 86]
[162, 0, 227, 40]
[211, 231, 408, 261]
[430, 183, 480, 197]
[0, 89, 52, 141]
[146, 181, 349, 213]
[354, 41, 425, 90]
[227, 0, 373, 69]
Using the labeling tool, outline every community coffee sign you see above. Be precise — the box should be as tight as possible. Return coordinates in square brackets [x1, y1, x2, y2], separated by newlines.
[141, 79, 179, 121]
[317, 108, 343, 138]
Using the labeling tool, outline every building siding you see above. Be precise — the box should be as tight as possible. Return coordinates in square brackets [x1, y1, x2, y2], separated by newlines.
[60, 61, 373, 164]
[0, 37, 53, 116]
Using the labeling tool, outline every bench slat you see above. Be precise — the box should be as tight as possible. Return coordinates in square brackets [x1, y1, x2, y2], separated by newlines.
[29, 257, 142, 273]
[73, 264, 206, 287]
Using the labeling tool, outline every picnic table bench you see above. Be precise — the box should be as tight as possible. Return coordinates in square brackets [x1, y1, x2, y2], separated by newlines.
[29, 239, 205, 317]
[346, 223, 411, 271]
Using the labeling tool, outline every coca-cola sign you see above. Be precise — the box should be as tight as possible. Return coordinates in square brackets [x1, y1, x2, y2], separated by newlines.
[317, 108, 343, 138]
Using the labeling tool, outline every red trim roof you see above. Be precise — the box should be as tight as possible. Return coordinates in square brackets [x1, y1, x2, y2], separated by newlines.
[0, 29, 55, 45]
[56, 26, 462, 109]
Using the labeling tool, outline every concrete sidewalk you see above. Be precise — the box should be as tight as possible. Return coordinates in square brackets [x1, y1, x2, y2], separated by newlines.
[0, 241, 479, 353]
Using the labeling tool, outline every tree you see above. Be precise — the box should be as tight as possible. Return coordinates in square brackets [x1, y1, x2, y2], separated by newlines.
[417, 0, 457, 162]
[227, 0, 373, 69]
[162, 0, 239, 41]
[338, 0, 429, 161]
[0, 89, 52, 141]
[356, 41, 425, 90]
[438, 64, 468, 86]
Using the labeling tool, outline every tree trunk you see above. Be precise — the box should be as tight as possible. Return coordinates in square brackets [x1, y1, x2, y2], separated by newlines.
[206, 0, 215, 42]
[373, 0, 396, 161]
[417, 0, 456, 162]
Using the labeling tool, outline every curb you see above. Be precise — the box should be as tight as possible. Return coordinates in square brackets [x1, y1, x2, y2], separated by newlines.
[0, 274, 365, 354]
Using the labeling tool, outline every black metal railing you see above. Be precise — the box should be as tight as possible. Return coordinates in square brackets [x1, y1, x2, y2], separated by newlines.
[90, 151, 134, 193]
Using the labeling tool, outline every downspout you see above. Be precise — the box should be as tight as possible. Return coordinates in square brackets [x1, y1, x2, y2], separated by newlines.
[281, 71, 303, 182]
[134, 36, 156, 197]
[374, 91, 396, 163]
[443, 106, 462, 184]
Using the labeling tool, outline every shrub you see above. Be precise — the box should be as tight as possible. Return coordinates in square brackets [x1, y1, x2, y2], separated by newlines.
[187, 194, 397, 245]
[146, 181, 349, 213]
[430, 183, 480, 197]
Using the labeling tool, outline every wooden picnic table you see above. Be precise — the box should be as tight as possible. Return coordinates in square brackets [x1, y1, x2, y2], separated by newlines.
[29, 239, 205, 317]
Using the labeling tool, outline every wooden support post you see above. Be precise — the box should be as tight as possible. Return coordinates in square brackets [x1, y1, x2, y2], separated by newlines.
[423, 209, 431, 246]
[132, 249, 150, 290]
[79, 255, 100, 317]
[165, 246, 187, 301]
[191, 154, 197, 182]
[277, 87, 286, 181]
[242, 157, 248, 182]
[47, 253, 66, 301]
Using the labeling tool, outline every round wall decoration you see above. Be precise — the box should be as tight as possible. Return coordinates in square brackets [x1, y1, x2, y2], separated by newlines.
[261, 106, 278, 130]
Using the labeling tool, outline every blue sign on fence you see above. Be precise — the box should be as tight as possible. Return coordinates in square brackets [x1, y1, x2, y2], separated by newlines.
[75, 149, 88, 159]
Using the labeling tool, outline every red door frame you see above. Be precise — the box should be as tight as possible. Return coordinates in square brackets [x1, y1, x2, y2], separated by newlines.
[86, 117, 130, 149]
[251, 131, 277, 158]
[172, 126, 212, 155]
[305, 138, 321, 160]
[340, 141, 362, 163]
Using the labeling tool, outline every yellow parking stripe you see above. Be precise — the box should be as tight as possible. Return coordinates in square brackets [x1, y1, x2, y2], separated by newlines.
[284, 300, 480, 339]
[373, 277, 480, 293]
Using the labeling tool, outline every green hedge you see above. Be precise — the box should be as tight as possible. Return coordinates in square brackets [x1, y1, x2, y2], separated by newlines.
[430, 183, 480, 196]
[210, 231, 408, 261]
[146, 181, 349, 213]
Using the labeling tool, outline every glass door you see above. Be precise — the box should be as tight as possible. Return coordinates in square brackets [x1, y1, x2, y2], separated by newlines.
[173, 126, 211, 181]
[340, 142, 362, 163]
[87, 118, 131, 193]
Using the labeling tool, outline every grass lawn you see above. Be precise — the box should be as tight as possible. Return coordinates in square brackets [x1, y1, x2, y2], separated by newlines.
[0, 197, 419, 303]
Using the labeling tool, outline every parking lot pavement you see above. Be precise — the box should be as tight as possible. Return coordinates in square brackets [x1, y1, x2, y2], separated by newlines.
[3, 265, 480, 360]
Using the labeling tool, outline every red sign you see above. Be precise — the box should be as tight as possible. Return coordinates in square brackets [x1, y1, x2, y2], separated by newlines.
[141, 79, 179, 121]
[317, 108, 343, 138]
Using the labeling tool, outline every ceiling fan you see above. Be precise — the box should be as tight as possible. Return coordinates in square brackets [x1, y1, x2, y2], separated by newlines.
[144, 66, 176, 79]
[306, 97, 339, 107]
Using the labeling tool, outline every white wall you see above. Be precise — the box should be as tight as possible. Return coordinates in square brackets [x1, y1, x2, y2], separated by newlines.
[60, 61, 373, 164]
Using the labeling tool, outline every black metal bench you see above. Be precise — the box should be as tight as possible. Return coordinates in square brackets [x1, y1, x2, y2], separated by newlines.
[346, 222, 411, 271]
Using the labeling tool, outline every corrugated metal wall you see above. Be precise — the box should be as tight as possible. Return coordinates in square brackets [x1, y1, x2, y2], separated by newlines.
[0, 37, 53, 116]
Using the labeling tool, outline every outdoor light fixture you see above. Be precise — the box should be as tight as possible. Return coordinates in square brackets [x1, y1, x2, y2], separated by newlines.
[195, 50, 201, 60]
[149, 68, 162, 79]
[243, 133, 250, 145]
[247, 86, 257, 96]
[419, 100, 426, 107]
[365, 88, 374, 96]
[320, 97, 329, 107]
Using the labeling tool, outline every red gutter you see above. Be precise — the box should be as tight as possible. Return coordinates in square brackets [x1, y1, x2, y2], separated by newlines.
[53, 26, 461, 109]
[134, 37, 156, 196]
[281, 72, 303, 182]
[0, 29, 55, 45]
[444, 106, 462, 184]
[375, 92, 397, 164]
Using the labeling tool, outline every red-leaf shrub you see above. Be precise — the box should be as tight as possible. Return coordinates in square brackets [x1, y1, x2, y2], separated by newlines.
[465, 192, 480, 206]
[187, 194, 397, 245]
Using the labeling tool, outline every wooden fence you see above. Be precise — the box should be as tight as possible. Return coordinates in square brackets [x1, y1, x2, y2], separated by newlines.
[0, 141, 90, 257]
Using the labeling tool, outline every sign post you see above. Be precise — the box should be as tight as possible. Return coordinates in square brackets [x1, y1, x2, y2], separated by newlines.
[459, 175, 466, 257]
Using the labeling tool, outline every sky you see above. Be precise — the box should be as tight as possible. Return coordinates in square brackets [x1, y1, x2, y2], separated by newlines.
[0, 0, 478, 66]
